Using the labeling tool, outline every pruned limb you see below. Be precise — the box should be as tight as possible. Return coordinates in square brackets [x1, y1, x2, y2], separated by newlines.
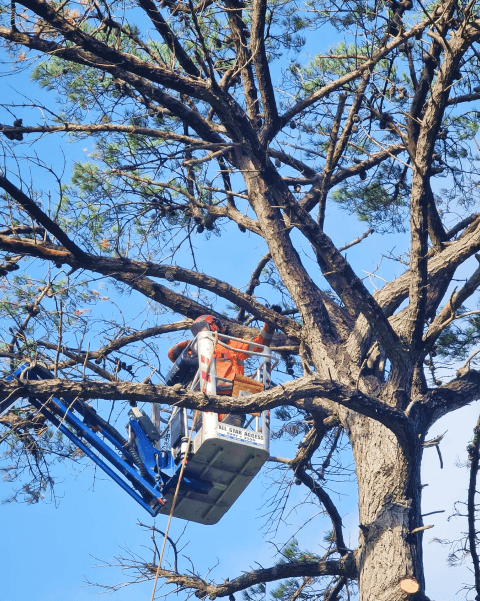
[409, 525, 433, 534]
[422, 431, 446, 447]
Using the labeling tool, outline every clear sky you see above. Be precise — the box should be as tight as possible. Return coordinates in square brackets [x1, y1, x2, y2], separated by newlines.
[1, 22, 480, 601]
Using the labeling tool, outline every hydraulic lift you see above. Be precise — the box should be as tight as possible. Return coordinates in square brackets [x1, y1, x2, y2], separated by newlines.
[0, 331, 277, 524]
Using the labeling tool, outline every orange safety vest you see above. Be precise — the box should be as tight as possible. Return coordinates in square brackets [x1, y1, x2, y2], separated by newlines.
[167, 324, 274, 421]
[167, 323, 274, 390]
[215, 325, 273, 418]
[214, 322, 274, 385]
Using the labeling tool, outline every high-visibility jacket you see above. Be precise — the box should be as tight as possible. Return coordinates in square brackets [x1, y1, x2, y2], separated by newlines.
[167, 323, 275, 382]
[214, 323, 274, 381]
[167, 324, 274, 422]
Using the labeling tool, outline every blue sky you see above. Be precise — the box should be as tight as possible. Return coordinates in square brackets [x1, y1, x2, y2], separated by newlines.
[1, 17, 480, 601]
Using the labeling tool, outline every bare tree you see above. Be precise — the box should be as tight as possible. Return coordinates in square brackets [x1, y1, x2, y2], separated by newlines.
[3, 0, 480, 599]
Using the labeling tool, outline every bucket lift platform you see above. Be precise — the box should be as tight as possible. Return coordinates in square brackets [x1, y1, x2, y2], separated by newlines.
[0, 330, 277, 525]
[160, 330, 275, 524]
[159, 435, 268, 525]
[158, 412, 269, 524]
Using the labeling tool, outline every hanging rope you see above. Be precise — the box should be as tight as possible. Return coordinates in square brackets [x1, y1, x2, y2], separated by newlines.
[149, 408, 199, 601]
[150, 331, 217, 600]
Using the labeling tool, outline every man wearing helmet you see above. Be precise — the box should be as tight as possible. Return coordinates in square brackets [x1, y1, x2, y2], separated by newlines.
[167, 309, 281, 425]
[167, 315, 223, 363]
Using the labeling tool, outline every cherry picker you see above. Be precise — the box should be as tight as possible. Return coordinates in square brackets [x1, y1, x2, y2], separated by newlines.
[0, 331, 277, 524]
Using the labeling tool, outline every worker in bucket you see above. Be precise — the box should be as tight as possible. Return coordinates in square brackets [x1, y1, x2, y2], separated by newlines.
[167, 309, 281, 426]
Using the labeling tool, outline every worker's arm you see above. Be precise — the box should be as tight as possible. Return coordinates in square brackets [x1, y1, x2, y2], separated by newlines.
[231, 305, 282, 359]
[167, 339, 191, 362]
[252, 305, 282, 348]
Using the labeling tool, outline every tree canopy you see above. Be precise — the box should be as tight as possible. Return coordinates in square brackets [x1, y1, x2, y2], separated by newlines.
[2, 0, 480, 599]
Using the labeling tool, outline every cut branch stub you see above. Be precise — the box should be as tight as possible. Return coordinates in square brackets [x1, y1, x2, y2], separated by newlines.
[399, 577, 419, 594]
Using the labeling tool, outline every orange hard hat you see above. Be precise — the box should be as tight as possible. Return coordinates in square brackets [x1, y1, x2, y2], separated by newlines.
[191, 315, 224, 335]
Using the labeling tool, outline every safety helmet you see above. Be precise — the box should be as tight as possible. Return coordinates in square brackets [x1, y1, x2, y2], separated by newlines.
[190, 315, 224, 336]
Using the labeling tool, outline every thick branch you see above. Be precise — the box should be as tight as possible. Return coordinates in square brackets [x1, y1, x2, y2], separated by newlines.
[275, 170, 408, 371]
[300, 144, 406, 216]
[266, 17, 435, 141]
[446, 213, 480, 240]
[468, 416, 480, 597]
[405, 6, 466, 350]
[347, 218, 480, 368]
[36, 320, 193, 370]
[424, 260, 480, 347]
[269, 149, 317, 179]
[251, 0, 279, 133]
[0, 122, 216, 145]
[223, 0, 259, 124]
[0, 236, 299, 337]
[375, 216, 480, 316]
[0, 28, 223, 145]
[316, 92, 347, 230]
[421, 370, 480, 427]
[243, 169, 339, 352]
[18, 0, 211, 101]
[137, 0, 200, 77]
[0, 375, 412, 445]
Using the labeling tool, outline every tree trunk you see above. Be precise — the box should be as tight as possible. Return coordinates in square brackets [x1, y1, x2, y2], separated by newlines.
[349, 416, 426, 601]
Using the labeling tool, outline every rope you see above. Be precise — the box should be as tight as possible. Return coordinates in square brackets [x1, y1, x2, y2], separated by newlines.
[150, 331, 216, 599]
[149, 408, 199, 601]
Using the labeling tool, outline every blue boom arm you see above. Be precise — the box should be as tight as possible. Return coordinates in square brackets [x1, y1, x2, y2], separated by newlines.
[1, 364, 212, 516]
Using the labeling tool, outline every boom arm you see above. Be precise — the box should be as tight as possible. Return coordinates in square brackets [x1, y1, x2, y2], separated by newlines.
[0, 364, 211, 516]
